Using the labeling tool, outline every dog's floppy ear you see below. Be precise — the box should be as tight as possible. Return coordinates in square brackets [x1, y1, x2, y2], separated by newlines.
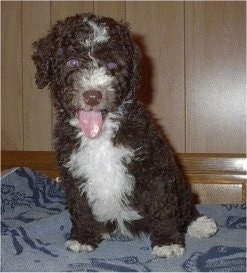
[32, 34, 53, 89]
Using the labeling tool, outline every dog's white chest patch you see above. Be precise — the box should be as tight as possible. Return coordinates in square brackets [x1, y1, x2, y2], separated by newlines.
[67, 114, 142, 235]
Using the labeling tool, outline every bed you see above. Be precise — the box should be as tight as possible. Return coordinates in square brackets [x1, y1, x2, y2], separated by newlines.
[1, 152, 246, 272]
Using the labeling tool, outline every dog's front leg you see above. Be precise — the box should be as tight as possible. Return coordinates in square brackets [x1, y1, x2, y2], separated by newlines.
[150, 217, 186, 258]
[65, 194, 102, 253]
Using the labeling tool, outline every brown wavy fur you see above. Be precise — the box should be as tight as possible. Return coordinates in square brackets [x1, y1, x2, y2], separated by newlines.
[32, 13, 199, 250]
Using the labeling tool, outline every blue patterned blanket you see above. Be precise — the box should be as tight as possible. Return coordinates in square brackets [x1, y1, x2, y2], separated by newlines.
[1, 167, 246, 272]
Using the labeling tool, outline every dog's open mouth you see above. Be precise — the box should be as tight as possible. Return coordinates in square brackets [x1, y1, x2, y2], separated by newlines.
[77, 110, 104, 139]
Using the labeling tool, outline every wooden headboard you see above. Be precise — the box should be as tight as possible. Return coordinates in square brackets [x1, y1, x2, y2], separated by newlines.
[1, 151, 246, 204]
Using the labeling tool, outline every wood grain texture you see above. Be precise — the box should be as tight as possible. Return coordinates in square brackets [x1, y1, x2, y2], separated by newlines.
[1, 2, 23, 150]
[178, 153, 247, 175]
[1, 151, 57, 179]
[191, 183, 243, 204]
[185, 1, 246, 153]
[177, 154, 246, 203]
[2, 151, 246, 204]
[51, 1, 93, 23]
[93, 1, 125, 20]
[126, 1, 185, 152]
[1, 2, 246, 154]
[22, 2, 52, 151]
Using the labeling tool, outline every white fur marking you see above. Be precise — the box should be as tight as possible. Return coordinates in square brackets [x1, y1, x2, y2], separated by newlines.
[82, 20, 109, 47]
[187, 215, 218, 238]
[88, 51, 98, 68]
[77, 67, 114, 92]
[65, 240, 93, 253]
[152, 244, 185, 258]
[67, 112, 142, 236]
[69, 117, 80, 128]
[101, 233, 111, 240]
[88, 21, 109, 44]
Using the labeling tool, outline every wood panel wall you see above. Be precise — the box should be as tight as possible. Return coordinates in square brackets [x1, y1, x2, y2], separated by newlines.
[1, 1, 246, 153]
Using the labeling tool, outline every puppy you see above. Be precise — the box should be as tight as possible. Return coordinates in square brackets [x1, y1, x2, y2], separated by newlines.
[32, 13, 218, 258]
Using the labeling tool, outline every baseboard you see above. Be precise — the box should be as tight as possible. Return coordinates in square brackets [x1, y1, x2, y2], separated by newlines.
[1, 151, 246, 204]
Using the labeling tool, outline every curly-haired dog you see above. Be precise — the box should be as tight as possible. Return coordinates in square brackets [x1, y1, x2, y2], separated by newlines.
[32, 13, 218, 258]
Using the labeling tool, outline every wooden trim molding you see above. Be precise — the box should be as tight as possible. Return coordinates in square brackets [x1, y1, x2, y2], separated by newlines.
[177, 154, 246, 204]
[1, 151, 246, 204]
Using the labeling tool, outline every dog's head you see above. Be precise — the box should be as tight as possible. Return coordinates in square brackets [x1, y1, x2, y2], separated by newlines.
[32, 13, 140, 138]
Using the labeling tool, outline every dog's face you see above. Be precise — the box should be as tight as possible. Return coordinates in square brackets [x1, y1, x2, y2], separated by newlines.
[32, 14, 140, 138]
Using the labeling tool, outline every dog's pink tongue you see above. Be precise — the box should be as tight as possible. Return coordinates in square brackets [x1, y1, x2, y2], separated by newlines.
[78, 110, 103, 138]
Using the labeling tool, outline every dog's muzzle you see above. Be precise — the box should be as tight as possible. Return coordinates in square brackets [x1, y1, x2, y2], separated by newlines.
[83, 90, 102, 107]
[76, 90, 104, 139]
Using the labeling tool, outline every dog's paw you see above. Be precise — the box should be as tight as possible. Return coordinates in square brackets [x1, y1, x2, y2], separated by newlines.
[101, 233, 111, 240]
[152, 244, 185, 258]
[187, 215, 218, 238]
[65, 240, 94, 253]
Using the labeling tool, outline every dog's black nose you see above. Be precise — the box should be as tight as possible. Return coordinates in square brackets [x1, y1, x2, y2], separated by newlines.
[83, 90, 102, 107]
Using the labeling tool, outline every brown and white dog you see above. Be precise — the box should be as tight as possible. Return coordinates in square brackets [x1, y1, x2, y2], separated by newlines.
[32, 13, 218, 258]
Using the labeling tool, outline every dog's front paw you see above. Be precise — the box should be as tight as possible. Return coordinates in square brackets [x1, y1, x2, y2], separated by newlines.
[187, 215, 218, 238]
[152, 244, 185, 258]
[65, 240, 94, 253]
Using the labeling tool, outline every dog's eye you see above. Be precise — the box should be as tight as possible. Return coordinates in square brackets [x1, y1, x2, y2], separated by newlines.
[67, 58, 80, 68]
[107, 62, 118, 70]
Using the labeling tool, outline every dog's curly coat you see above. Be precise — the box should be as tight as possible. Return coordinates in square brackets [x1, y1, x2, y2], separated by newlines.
[32, 13, 217, 258]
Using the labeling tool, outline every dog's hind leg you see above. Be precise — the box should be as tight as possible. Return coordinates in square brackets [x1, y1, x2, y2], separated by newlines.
[187, 215, 218, 238]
